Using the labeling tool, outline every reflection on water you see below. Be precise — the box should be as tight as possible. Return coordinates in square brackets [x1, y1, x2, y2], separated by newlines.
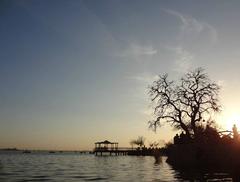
[0, 152, 234, 181]
[174, 168, 233, 181]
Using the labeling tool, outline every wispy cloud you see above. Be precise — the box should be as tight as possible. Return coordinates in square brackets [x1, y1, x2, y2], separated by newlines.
[174, 47, 194, 72]
[139, 107, 153, 117]
[118, 43, 157, 61]
[127, 72, 158, 102]
[165, 9, 218, 43]
[128, 72, 158, 85]
[127, 72, 159, 117]
[217, 80, 226, 87]
[162, 10, 217, 73]
[166, 46, 194, 73]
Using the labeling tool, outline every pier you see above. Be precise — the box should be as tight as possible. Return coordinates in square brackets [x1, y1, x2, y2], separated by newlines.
[94, 140, 134, 156]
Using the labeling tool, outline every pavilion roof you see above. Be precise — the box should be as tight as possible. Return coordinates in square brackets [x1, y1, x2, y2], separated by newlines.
[95, 140, 118, 144]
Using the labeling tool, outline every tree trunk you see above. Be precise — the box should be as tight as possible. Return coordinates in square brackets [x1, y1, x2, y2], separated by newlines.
[180, 122, 191, 138]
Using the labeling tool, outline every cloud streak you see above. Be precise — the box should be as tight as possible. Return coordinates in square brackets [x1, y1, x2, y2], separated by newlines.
[118, 43, 157, 61]
[164, 46, 194, 73]
[128, 72, 159, 117]
[173, 47, 194, 72]
[165, 9, 218, 43]
[128, 72, 158, 85]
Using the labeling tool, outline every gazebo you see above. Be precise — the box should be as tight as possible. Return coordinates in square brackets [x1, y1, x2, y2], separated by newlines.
[94, 140, 118, 151]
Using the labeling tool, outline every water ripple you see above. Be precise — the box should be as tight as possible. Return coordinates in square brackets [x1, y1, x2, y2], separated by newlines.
[0, 152, 234, 181]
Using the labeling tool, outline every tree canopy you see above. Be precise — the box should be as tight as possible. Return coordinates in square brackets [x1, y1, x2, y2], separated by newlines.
[148, 68, 221, 138]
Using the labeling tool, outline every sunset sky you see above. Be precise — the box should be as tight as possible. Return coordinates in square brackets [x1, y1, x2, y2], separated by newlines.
[1, 0, 240, 150]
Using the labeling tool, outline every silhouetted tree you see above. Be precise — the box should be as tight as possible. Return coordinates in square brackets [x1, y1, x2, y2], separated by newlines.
[149, 68, 221, 138]
[149, 141, 159, 148]
[131, 136, 146, 148]
[130, 140, 135, 149]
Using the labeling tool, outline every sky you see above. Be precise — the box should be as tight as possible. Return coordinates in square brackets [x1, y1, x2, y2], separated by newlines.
[1, 0, 240, 150]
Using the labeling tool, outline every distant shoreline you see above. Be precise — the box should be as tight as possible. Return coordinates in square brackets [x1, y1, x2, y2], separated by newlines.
[0, 148, 92, 153]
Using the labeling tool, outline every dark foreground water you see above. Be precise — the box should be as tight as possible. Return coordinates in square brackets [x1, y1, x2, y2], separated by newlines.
[0, 152, 234, 181]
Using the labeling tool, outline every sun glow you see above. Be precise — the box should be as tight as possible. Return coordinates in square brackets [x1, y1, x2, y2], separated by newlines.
[218, 111, 240, 131]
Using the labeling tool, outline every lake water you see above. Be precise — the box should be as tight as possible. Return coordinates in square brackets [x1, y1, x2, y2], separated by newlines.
[0, 152, 234, 181]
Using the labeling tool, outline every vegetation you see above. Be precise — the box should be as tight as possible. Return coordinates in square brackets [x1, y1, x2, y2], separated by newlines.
[149, 141, 160, 148]
[163, 123, 240, 169]
[148, 68, 240, 170]
[130, 136, 146, 148]
[149, 68, 220, 138]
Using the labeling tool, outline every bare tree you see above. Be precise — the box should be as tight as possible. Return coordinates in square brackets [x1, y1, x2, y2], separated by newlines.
[131, 136, 146, 148]
[149, 68, 221, 138]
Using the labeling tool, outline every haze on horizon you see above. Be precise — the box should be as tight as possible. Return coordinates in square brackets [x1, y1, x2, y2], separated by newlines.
[1, 0, 240, 150]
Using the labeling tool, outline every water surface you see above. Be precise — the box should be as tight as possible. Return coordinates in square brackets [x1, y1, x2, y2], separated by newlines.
[0, 152, 233, 181]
